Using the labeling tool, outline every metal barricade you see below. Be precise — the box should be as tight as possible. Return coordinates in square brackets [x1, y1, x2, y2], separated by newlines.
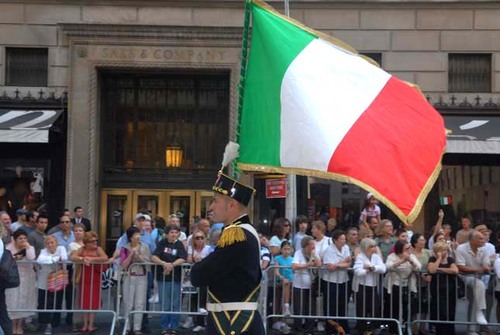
[264, 264, 404, 335]
[410, 270, 499, 335]
[7, 259, 118, 335]
[124, 262, 206, 335]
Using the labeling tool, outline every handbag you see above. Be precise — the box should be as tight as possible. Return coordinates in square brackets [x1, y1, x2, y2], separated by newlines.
[0, 249, 20, 289]
[47, 266, 69, 292]
[74, 264, 82, 285]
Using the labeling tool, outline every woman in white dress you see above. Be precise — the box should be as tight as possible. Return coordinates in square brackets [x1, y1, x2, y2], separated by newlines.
[5, 230, 37, 335]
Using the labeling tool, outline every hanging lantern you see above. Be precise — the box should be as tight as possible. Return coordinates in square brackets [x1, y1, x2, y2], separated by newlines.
[165, 145, 183, 168]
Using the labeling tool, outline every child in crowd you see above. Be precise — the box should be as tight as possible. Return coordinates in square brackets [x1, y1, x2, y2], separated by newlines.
[274, 241, 294, 316]
[359, 193, 381, 227]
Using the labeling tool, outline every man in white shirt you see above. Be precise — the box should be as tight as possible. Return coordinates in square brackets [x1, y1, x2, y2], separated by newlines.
[476, 225, 497, 324]
[455, 230, 490, 331]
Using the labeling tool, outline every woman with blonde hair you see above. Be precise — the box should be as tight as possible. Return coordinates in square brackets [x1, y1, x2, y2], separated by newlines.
[36, 235, 68, 335]
[67, 223, 86, 332]
[292, 236, 321, 335]
[311, 220, 331, 259]
[71, 231, 108, 333]
[427, 241, 458, 335]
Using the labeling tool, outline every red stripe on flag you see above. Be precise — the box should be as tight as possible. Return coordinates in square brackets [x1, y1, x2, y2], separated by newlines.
[327, 76, 446, 217]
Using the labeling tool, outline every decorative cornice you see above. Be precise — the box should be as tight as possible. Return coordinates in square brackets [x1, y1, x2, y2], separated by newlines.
[427, 94, 500, 115]
[0, 90, 68, 109]
[60, 24, 244, 42]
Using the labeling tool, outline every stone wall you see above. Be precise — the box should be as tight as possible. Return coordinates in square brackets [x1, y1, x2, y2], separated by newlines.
[1, 1, 500, 95]
[1, 0, 499, 223]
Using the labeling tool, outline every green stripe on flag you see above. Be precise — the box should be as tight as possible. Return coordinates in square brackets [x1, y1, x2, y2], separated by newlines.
[239, 2, 316, 166]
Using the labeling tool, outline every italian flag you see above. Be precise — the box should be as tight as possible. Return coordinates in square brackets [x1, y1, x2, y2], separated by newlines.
[440, 196, 452, 205]
[237, 0, 446, 222]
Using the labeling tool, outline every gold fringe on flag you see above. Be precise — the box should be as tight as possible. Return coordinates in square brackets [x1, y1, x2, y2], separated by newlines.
[217, 224, 247, 248]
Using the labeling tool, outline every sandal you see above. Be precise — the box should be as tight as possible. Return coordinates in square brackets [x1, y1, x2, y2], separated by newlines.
[160, 330, 170, 335]
[79, 328, 88, 333]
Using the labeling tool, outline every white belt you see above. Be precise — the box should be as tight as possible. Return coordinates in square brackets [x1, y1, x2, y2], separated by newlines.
[206, 302, 258, 312]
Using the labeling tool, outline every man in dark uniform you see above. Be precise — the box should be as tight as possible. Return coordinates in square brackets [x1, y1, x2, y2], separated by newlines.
[190, 171, 264, 335]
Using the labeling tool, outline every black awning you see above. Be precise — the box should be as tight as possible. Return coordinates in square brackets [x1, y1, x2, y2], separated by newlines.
[0, 110, 62, 143]
[444, 115, 500, 154]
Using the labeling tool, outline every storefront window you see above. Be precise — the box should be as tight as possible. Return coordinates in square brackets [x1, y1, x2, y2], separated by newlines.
[100, 71, 229, 186]
[439, 165, 500, 230]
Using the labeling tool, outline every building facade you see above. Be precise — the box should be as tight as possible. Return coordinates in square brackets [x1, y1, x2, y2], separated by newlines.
[0, 0, 499, 250]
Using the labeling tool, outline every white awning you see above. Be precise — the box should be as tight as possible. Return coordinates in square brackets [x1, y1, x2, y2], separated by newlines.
[0, 110, 62, 143]
[445, 115, 500, 154]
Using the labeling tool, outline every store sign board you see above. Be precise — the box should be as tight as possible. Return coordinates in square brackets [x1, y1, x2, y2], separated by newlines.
[266, 179, 287, 198]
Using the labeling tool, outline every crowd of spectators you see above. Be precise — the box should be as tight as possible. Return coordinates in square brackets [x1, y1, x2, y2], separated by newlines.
[0, 208, 222, 335]
[260, 193, 500, 335]
[1, 192, 500, 335]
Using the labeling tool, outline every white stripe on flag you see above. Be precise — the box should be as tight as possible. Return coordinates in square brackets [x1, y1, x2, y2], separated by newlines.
[280, 38, 391, 170]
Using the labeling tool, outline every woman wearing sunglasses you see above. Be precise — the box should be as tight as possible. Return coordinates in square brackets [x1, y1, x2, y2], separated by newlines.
[70, 231, 108, 333]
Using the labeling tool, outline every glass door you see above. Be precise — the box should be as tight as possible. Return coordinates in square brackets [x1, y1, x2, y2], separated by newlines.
[196, 191, 213, 220]
[167, 191, 195, 234]
[100, 189, 214, 253]
[132, 191, 165, 218]
[100, 190, 133, 256]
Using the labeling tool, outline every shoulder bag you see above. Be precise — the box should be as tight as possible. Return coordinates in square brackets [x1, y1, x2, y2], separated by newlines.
[47, 262, 69, 292]
[0, 249, 20, 289]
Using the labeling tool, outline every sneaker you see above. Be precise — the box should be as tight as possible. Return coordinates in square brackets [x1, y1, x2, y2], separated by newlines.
[317, 321, 325, 332]
[181, 317, 194, 329]
[273, 322, 284, 331]
[198, 307, 208, 315]
[192, 325, 205, 333]
[280, 323, 291, 334]
[476, 310, 488, 325]
[44, 327, 53, 335]
[148, 293, 159, 303]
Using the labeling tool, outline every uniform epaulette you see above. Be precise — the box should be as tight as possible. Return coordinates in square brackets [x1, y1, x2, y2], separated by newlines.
[217, 222, 246, 248]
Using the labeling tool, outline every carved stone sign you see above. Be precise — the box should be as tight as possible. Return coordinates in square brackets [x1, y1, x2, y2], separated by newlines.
[90, 46, 232, 63]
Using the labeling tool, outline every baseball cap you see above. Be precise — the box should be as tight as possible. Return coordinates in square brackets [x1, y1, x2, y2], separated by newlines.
[16, 208, 28, 215]
[135, 213, 152, 221]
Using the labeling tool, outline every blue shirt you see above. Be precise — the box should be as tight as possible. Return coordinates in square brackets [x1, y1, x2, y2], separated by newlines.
[274, 254, 293, 281]
[117, 230, 156, 253]
[52, 230, 75, 251]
